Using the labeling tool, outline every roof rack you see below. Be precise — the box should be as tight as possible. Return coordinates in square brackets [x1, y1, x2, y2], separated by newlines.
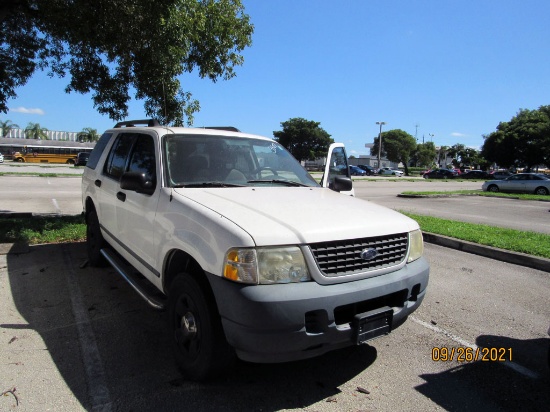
[114, 119, 161, 128]
[202, 126, 241, 132]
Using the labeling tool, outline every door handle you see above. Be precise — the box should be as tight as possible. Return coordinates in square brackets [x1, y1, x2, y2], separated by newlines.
[116, 192, 126, 202]
[95, 179, 102, 187]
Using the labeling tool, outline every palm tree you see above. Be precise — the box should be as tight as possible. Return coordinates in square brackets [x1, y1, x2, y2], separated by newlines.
[77, 127, 100, 142]
[25, 122, 49, 139]
[0, 120, 20, 137]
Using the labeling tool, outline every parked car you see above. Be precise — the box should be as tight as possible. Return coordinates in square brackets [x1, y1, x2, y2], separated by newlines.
[423, 169, 458, 179]
[357, 164, 377, 175]
[0, 153, 3, 163]
[482, 173, 550, 195]
[349, 165, 367, 176]
[489, 171, 513, 180]
[75, 152, 90, 166]
[81, 119, 429, 380]
[460, 170, 490, 179]
[379, 167, 403, 176]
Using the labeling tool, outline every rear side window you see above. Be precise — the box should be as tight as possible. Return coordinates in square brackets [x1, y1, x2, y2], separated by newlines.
[86, 132, 113, 169]
[127, 135, 157, 188]
[104, 134, 136, 180]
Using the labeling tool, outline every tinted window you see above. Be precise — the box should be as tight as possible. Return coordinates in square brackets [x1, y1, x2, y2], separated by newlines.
[87, 132, 113, 169]
[104, 134, 136, 180]
[128, 135, 157, 188]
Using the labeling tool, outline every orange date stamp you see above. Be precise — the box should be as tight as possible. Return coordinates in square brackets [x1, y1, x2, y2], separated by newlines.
[431, 347, 512, 362]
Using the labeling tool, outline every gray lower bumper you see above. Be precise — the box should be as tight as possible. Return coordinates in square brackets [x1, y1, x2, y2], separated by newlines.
[207, 257, 429, 363]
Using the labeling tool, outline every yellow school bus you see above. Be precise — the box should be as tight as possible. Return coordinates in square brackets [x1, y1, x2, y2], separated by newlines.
[12, 145, 92, 164]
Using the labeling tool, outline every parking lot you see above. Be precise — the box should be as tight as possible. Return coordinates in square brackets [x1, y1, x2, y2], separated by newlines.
[1, 165, 549, 411]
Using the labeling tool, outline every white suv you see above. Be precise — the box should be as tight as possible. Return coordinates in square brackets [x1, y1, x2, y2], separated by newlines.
[81, 120, 429, 380]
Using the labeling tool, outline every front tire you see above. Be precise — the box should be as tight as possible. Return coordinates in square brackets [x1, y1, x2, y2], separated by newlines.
[488, 185, 499, 193]
[86, 209, 107, 266]
[169, 275, 234, 381]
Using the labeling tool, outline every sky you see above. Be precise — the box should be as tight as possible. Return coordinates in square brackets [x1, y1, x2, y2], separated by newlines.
[3, 0, 550, 157]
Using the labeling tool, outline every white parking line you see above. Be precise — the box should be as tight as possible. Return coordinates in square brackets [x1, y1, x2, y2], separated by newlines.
[62, 245, 112, 411]
[51, 198, 61, 214]
[410, 315, 540, 379]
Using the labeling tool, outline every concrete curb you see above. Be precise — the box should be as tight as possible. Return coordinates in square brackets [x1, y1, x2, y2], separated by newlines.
[423, 232, 550, 273]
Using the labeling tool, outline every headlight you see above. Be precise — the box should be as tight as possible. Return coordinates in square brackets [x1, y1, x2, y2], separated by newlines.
[408, 229, 424, 263]
[224, 247, 311, 284]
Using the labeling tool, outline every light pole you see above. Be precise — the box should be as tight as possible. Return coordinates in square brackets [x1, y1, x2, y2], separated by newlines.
[376, 121, 386, 169]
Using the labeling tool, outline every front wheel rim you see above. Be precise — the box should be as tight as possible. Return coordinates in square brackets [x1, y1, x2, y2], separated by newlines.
[174, 296, 201, 358]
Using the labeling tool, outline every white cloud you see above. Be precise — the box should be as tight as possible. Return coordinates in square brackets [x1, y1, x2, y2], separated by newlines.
[451, 132, 467, 137]
[9, 107, 45, 115]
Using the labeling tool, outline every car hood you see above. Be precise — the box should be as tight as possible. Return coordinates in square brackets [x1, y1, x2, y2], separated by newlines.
[173, 187, 419, 246]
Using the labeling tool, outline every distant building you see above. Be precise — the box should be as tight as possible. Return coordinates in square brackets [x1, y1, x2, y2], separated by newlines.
[5, 128, 79, 141]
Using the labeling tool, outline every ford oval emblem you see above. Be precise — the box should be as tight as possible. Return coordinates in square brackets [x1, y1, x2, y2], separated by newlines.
[360, 248, 378, 261]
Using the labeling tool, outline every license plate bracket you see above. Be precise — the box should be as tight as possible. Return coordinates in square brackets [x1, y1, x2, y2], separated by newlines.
[353, 306, 393, 344]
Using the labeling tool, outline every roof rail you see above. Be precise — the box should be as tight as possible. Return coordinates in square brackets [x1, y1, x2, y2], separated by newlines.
[114, 119, 161, 128]
[202, 126, 241, 132]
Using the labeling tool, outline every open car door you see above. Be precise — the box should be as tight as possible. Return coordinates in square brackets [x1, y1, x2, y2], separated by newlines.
[320, 143, 354, 196]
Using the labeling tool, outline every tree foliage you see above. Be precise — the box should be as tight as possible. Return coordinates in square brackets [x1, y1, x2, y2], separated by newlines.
[414, 141, 437, 168]
[24, 122, 48, 139]
[481, 106, 550, 170]
[371, 129, 416, 175]
[0, 119, 19, 137]
[446, 143, 486, 169]
[273, 118, 334, 162]
[77, 127, 100, 142]
[1, 0, 254, 125]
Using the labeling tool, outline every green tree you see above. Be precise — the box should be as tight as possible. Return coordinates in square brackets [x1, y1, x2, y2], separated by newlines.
[482, 106, 550, 171]
[77, 127, 100, 142]
[371, 129, 416, 175]
[414, 141, 437, 168]
[0, 119, 19, 137]
[273, 118, 334, 162]
[1, 0, 254, 125]
[25, 122, 48, 139]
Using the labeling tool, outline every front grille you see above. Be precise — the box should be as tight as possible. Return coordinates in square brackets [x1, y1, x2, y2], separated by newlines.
[309, 233, 408, 276]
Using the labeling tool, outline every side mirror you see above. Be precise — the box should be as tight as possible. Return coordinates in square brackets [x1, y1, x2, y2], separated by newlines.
[120, 172, 155, 195]
[332, 176, 353, 192]
[320, 143, 354, 195]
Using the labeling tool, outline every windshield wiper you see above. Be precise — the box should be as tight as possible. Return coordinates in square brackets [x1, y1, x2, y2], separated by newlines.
[247, 179, 308, 187]
[178, 182, 245, 188]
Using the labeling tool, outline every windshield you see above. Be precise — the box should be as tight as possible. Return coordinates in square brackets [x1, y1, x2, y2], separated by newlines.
[164, 134, 319, 188]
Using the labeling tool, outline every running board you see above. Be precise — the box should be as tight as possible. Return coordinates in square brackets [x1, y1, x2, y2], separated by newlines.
[100, 248, 166, 311]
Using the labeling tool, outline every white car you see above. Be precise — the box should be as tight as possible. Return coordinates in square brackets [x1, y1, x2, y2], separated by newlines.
[81, 119, 429, 380]
[0, 153, 3, 163]
[379, 167, 403, 176]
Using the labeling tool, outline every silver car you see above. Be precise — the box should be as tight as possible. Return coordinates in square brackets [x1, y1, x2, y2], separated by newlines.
[482, 173, 550, 195]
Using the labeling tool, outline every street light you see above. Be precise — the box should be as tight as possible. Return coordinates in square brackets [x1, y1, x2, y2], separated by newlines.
[376, 121, 386, 169]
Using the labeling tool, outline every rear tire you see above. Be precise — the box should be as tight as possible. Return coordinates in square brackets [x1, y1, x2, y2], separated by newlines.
[169, 275, 235, 381]
[86, 209, 107, 267]
[535, 186, 549, 195]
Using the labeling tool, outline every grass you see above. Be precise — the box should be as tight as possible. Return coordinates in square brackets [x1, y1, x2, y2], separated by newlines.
[401, 189, 550, 201]
[402, 212, 550, 259]
[0, 215, 86, 245]
[1, 205, 549, 260]
[0, 172, 81, 177]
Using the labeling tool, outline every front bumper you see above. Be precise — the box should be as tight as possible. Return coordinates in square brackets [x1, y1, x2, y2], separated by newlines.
[207, 257, 429, 363]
